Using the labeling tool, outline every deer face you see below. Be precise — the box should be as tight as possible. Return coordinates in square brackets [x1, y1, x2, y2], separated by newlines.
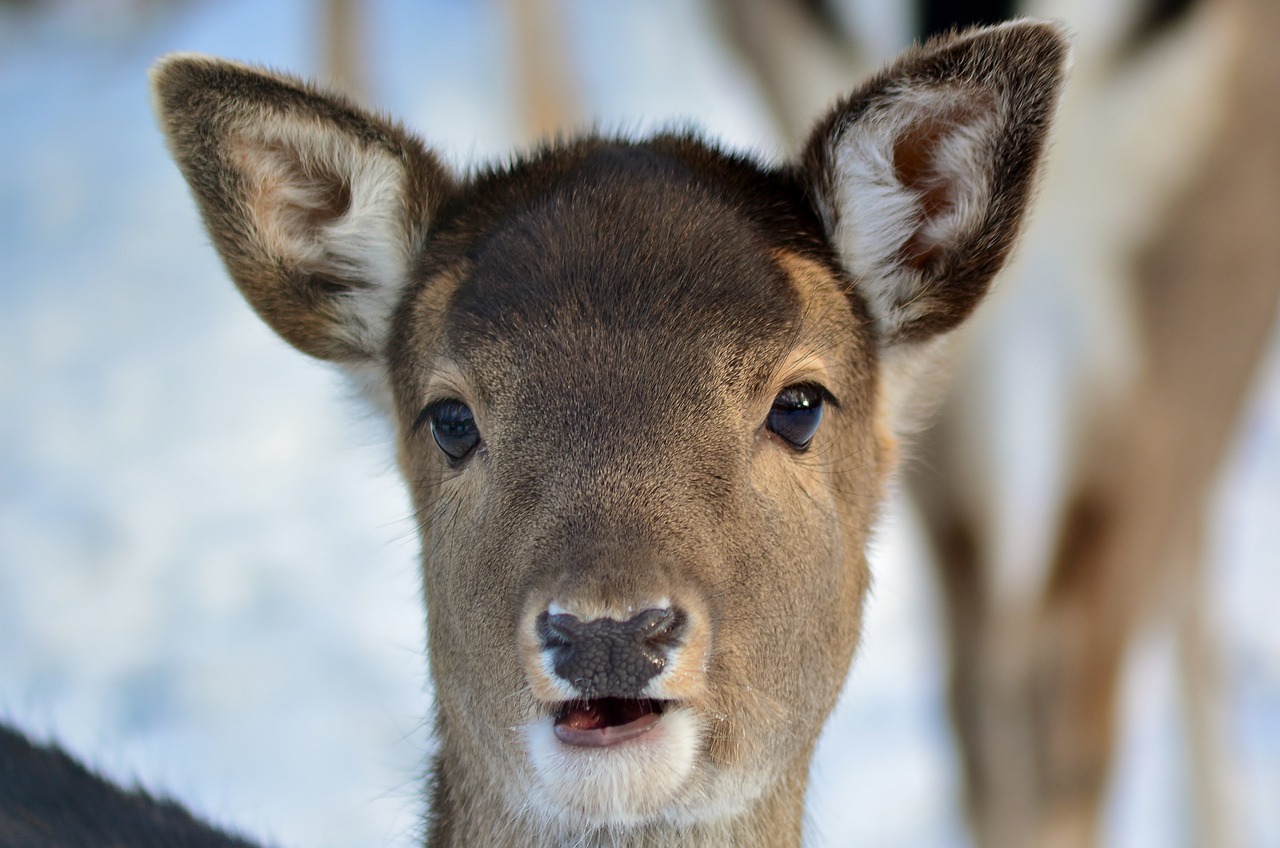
[390, 146, 885, 825]
[151, 21, 1066, 839]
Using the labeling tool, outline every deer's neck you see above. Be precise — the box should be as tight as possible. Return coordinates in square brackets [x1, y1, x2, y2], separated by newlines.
[424, 742, 807, 848]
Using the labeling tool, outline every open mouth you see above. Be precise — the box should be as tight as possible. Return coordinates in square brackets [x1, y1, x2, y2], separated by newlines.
[552, 698, 668, 747]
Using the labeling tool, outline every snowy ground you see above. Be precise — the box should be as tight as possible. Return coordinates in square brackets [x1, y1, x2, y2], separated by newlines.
[1, 3, 1277, 847]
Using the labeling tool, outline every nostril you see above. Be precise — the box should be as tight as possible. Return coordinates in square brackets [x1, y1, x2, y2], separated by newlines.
[538, 613, 577, 650]
[634, 607, 686, 650]
[537, 613, 580, 676]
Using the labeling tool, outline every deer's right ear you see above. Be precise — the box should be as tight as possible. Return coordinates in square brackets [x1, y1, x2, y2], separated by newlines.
[150, 54, 452, 364]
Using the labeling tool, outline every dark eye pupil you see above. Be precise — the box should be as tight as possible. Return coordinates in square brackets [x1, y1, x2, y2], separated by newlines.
[429, 400, 480, 461]
[767, 384, 825, 449]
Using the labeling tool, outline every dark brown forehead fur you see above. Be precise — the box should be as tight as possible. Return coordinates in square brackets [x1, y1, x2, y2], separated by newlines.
[395, 137, 865, 413]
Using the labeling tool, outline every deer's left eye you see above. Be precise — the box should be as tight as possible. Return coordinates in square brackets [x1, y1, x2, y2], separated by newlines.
[767, 384, 827, 450]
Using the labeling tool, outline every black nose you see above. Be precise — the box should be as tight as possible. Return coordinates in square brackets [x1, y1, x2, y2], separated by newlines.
[536, 607, 687, 699]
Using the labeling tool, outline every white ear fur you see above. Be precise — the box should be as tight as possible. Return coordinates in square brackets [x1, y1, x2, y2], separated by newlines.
[819, 85, 999, 341]
[231, 116, 413, 362]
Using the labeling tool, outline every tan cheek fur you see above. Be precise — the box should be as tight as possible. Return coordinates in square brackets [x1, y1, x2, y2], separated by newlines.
[681, 249, 884, 776]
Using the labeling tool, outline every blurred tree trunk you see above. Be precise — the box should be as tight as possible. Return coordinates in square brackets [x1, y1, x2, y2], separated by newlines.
[504, 0, 582, 145]
[322, 0, 369, 101]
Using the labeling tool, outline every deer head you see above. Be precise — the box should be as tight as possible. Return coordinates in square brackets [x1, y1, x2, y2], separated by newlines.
[151, 21, 1067, 846]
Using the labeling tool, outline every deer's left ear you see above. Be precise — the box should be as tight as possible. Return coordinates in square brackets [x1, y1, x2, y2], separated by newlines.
[803, 20, 1070, 346]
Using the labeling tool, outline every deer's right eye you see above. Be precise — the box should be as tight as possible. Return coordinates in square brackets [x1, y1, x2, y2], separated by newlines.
[426, 399, 480, 462]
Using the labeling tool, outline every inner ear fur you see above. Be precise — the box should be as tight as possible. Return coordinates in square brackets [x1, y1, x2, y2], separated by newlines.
[150, 54, 453, 363]
[802, 20, 1070, 347]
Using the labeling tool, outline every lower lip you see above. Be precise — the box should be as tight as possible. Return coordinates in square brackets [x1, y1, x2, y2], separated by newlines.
[553, 709, 662, 748]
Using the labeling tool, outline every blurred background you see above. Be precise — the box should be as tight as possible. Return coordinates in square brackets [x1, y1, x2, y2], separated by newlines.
[0, 1, 1276, 847]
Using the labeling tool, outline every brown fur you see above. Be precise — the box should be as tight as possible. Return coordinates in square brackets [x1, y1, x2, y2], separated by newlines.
[150, 24, 1067, 846]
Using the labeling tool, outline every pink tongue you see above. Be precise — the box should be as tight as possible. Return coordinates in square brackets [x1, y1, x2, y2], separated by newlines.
[554, 699, 661, 747]
[559, 701, 608, 732]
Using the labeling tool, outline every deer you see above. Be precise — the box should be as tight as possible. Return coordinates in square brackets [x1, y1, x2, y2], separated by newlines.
[0, 21, 1068, 847]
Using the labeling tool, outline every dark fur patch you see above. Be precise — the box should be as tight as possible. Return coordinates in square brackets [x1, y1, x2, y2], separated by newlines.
[919, 0, 1017, 40]
[1128, 0, 1202, 48]
[0, 724, 262, 848]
